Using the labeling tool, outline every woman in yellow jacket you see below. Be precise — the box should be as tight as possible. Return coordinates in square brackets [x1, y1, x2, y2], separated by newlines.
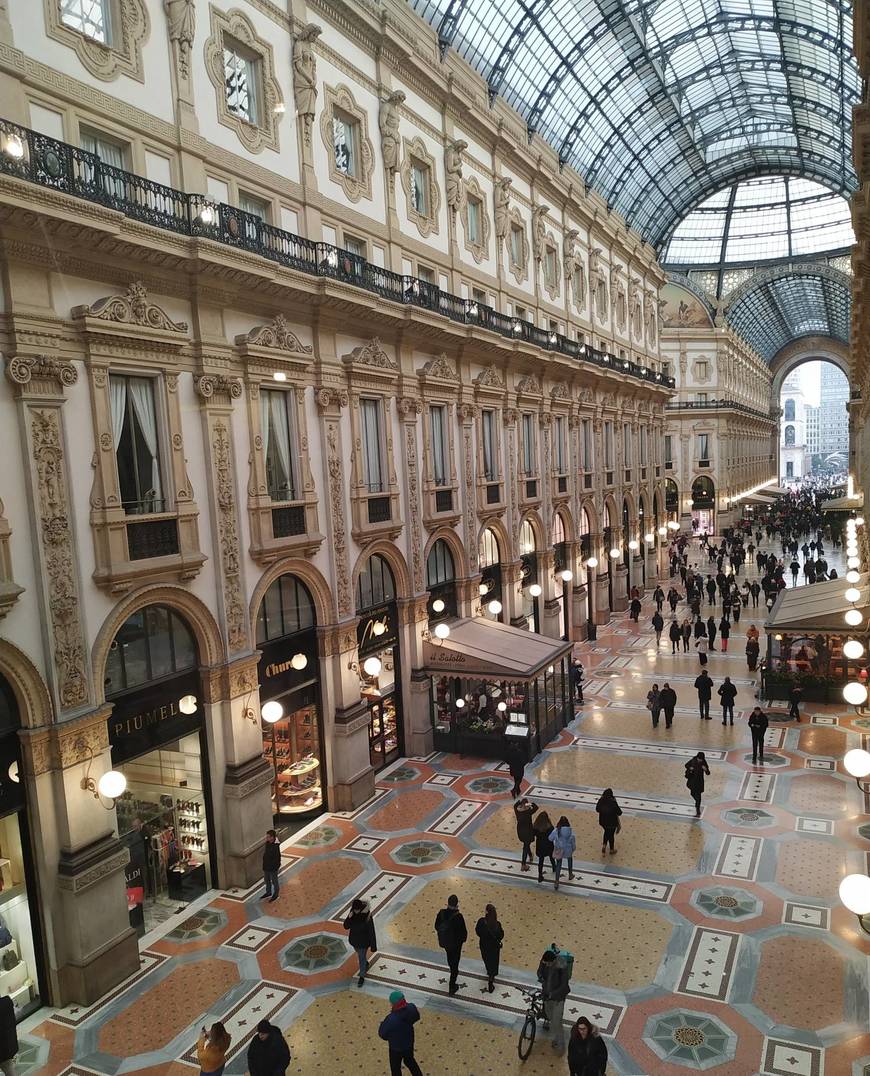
[197, 1022, 231, 1076]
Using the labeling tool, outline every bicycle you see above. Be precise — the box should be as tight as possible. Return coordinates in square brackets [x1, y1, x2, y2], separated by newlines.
[517, 986, 546, 1060]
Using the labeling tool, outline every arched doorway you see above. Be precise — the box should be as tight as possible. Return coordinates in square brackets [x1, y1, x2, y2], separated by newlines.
[603, 503, 615, 610]
[691, 476, 715, 534]
[638, 494, 649, 585]
[427, 538, 457, 620]
[665, 479, 679, 523]
[519, 518, 541, 632]
[104, 604, 214, 936]
[579, 507, 595, 632]
[551, 512, 570, 640]
[0, 674, 44, 1018]
[355, 553, 402, 771]
[479, 528, 503, 622]
[255, 576, 324, 824]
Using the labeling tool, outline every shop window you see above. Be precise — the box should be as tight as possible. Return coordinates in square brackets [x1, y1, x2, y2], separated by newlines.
[261, 389, 298, 502]
[104, 605, 196, 695]
[356, 554, 401, 770]
[61, 0, 108, 41]
[109, 375, 165, 516]
[333, 109, 359, 177]
[256, 573, 315, 643]
[223, 37, 260, 124]
[360, 397, 385, 493]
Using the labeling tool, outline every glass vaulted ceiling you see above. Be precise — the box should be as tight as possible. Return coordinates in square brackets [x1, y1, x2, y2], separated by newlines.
[412, 0, 859, 249]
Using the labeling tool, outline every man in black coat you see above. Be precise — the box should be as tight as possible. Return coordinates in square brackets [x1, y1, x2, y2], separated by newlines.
[507, 748, 526, 799]
[718, 676, 737, 725]
[434, 894, 467, 995]
[748, 706, 769, 764]
[694, 670, 713, 720]
[262, 829, 281, 903]
[247, 1020, 291, 1076]
[658, 682, 677, 729]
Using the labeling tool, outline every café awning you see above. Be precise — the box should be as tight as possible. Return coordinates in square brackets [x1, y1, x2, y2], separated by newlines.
[423, 618, 573, 680]
[766, 573, 869, 633]
[824, 492, 864, 512]
[740, 491, 778, 505]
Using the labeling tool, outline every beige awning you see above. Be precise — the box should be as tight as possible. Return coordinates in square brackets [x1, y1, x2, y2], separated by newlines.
[740, 491, 778, 505]
[766, 572, 868, 632]
[423, 617, 572, 679]
[824, 492, 864, 512]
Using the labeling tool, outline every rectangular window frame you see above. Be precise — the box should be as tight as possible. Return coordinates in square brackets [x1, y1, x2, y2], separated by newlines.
[223, 36, 261, 125]
[582, 418, 592, 472]
[61, 0, 110, 43]
[481, 408, 497, 482]
[332, 109, 359, 178]
[466, 195, 481, 245]
[261, 388, 299, 503]
[521, 412, 537, 476]
[429, 403, 448, 488]
[410, 159, 430, 217]
[109, 373, 167, 517]
[553, 415, 567, 474]
[604, 421, 614, 470]
[360, 396, 386, 494]
[510, 224, 524, 268]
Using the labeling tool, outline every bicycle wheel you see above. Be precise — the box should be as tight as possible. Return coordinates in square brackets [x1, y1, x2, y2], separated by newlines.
[517, 1014, 536, 1060]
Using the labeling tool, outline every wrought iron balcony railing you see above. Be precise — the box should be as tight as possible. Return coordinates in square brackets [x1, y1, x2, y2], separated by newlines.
[0, 118, 676, 390]
[665, 398, 776, 421]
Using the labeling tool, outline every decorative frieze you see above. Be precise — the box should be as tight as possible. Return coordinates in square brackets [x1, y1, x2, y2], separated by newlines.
[212, 421, 247, 655]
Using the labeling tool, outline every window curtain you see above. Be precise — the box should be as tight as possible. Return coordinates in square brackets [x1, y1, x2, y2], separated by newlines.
[260, 391, 271, 466]
[269, 391, 293, 497]
[128, 377, 162, 504]
[361, 399, 383, 492]
[109, 376, 127, 451]
[431, 406, 446, 486]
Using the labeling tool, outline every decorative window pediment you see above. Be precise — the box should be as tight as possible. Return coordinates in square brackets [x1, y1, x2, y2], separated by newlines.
[235, 315, 314, 378]
[204, 6, 282, 154]
[516, 373, 542, 397]
[320, 84, 374, 203]
[400, 136, 441, 238]
[342, 338, 398, 380]
[71, 282, 189, 352]
[419, 353, 459, 384]
[460, 176, 490, 263]
[46, 0, 149, 82]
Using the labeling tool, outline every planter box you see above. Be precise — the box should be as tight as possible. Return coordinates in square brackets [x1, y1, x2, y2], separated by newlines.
[763, 673, 836, 704]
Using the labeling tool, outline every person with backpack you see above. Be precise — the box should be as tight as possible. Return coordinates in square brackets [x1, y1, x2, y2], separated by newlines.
[434, 894, 467, 995]
[534, 810, 556, 883]
[685, 752, 710, 817]
[378, 991, 423, 1076]
[514, 796, 538, 872]
[568, 1017, 608, 1076]
[595, 788, 622, 853]
[475, 903, 504, 992]
[718, 676, 737, 725]
[343, 897, 377, 986]
[694, 669, 713, 720]
[247, 1020, 291, 1076]
[549, 816, 576, 889]
[748, 705, 769, 764]
[536, 946, 571, 1054]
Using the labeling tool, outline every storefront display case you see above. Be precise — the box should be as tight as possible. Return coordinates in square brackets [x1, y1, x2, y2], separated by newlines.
[262, 697, 324, 816]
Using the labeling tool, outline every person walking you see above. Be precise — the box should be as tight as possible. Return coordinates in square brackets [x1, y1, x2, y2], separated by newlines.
[718, 676, 737, 725]
[669, 619, 681, 655]
[549, 816, 576, 889]
[571, 657, 585, 703]
[378, 991, 423, 1076]
[646, 683, 661, 728]
[537, 947, 571, 1054]
[475, 903, 504, 992]
[507, 747, 526, 799]
[681, 617, 692, 653]
[790, 558, 800, 585]
[567, 1017, 608, 1076]
[595, 788, 622, 853]
[629, 595, 641, 622]
[434, 894, 467, 995]
[719, 616, 731, 652]
[343, 897, 377, 986]
[653, 584, 664, 612]
[261, 829, 281, 904]
[745, 634, 760, 671]
[693, 616, 707, 640]
[651, 609, 664, 647]
[659, 682, 677, 729]
[514, 796, 538, 872]
[667, 586, 680, 613]
[685, 752, 710, 817]
[694, 669, 713, 720]
[534, 811, 556, 883]
[706, 614, 717, 650]
[0, 996, 17, 1076]
[748, 705, 769, 763]
[750, 580, 761, 607]
[247, 1020, 291, 1076]
[197, 1023, 231, 1076]
[695, 635, 709, 667]
[788, 684, 802, 722]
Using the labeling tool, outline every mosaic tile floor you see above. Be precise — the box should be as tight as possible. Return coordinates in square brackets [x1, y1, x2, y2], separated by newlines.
[19, 537, 870, 1075]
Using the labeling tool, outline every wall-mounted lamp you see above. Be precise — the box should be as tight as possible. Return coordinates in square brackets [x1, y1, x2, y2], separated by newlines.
[455, 697, 465, 708]
[179, 694, 198, 715]
[667, 521, 680, 531]
[657, 526, 667, 536]
[528, 583, 542, 598]
[261, 700, 284, 724]
[431, 598, 446, 614]
[844, 748, 870, 791]
[487, 599, 503, 616]
[479, 582, 490, 596]
[197, 205, 216, 226]
[558, 569, 573, 582]
[644, 533, 655, 543]
[627, 540, 639, 551]
[839, 873, 870, 935]
[585, 556, 598, 569]
[609, 548, 621, 559]
[846, 570, 861, 584]
[845, 588, 861, 604]
[77, 738, 126, 809]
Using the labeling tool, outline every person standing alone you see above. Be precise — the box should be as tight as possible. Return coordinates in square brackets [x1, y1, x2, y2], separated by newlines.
[475, 903, 504, 992]
[595, 788, 622, 853]
[378, 991, 423, 1076]
[434, 894, 467, 995]
[694, 669, 713, 720]
[262, 829, 281, 904]
[343, 897, 377, 986]
[718, 676, 737, 725]
[514, 796, 538, 872]
[748, 705, 769, 763]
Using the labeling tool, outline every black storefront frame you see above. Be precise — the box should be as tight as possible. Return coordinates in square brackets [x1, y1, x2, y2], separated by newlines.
[108, 668, 218, 926]
[479, 563, 503, 621]
[520, 551, 540, 631]
[357, 603, 403, 771]
[257, 627, 327, 822]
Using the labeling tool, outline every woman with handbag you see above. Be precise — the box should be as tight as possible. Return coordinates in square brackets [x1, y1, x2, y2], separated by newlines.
[474, 903, 504, 992]
[343, 897, 377, 986]
[595, 788, 622, 854]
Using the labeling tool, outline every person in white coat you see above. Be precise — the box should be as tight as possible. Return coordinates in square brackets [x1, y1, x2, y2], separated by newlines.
[549, 816, 576, 890]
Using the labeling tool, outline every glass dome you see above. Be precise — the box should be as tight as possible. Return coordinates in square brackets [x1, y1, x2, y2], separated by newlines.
[663, 177, 854, 266]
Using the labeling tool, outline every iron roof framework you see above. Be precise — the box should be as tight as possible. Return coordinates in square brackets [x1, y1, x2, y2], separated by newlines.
[412, 0, 859, 249]
[724, 265, 851, 361]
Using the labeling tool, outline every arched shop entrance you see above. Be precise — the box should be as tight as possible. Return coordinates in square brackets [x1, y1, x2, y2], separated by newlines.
[638, 494, 649, 586]
[551, 511, 571, 640]
[603, 503, 615, 610]
[519, 518, 541, 631]
[579, 507, 596, 633]
[427, 539, 458, 620]
[622, 498, 632, 582]
[0, 675, 44, 1018]
[479, 528, 503, 622]
[665, 479, 679, 523]
[691, 476, 716, 534]
[355, 553, 402, 771]
[104, 604, 214, 938]
[255, 575, 324, 826]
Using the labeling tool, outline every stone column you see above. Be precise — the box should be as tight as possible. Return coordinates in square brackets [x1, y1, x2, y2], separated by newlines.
[505, 560, 527, 629]
[319, 624, 374, 812]
[401, 596, 434, 756]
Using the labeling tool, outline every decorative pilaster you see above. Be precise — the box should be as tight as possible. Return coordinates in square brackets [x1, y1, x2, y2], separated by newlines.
[458, 403, 479, 574]
[316, 387, 352, 618]
[398, 396, 425, 592]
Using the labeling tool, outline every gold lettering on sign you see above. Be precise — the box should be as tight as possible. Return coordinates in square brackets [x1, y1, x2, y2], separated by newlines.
[113, 698, 182, 740]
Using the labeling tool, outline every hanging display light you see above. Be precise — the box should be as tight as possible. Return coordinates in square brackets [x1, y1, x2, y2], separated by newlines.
[529, 583, 542, 597]
[261, 700, 283, 723]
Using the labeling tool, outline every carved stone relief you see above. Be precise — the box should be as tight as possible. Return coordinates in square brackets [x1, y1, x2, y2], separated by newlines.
[379, 90, 405, 177]
[445, 139, 467, 213]
[398, 399, 424, 592]
[325, 422, 352, 616]
[342, 338, 397, 371]
[293, 23, 321, 146]
[237, 314, 313, 354]
[211, 421, 247, 654]
[73, 281, 188, 333]
[420, 353, 458, 381]
[164, 0, 194, 79]
[0, 500, 23, 620]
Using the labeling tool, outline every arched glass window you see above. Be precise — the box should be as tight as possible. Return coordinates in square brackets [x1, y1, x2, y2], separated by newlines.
[603, 504, 611, 529]
[356, 553, 396, 612]
[784, 399, 796, 421]
[784, 425, 796, 446]
[0, 675, 18, 737]
[580, 509, 590, 537]
[105, 605, 198, 696]
[256, 575, 316, 644]
[520, 519, 537, 554]
[479, 528, 500, 568]
[426, 539, 455, 587]
[551, 513, 566, 546]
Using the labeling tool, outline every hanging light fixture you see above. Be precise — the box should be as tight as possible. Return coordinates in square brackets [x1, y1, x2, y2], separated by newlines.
[261, 700, 284, 723]
[529, 583, 542, 597]
[845, 588, 862, 604]
[628, 540, 639, 551]
[432, 598, 446, 613]
[843, 681, 868, 706]
[434, 622, 451, 640]
[362, 656, 382, 677]
[586, 556, 599, 568]
[487, 599, 503, 615]
[846, 570, 861, 584]
[609, 548, 621, 559]
[291, 653, 308, 670]
[844, 639, 865, 660]
[559, 569, 573, 582]
[846, 608, 864, 626]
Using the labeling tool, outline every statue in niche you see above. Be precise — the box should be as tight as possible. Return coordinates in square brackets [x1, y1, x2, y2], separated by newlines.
[494, 176, 513, 241]
[379, 90, 405, 176]
[444, 139, 467, 211]
[531, 204, 549, 261]
[589, 247, 608, 320]
[164, 0, 195, 79]
[293, 24, 321, 145]
[563, 230, 585, 308]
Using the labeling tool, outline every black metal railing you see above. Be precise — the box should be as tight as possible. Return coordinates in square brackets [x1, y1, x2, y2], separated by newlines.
[486, 483, 501, 504]
[127, 518, 180, 560]
[367, 496, 391, 524]
[666, 398, 774, 420]
[0, 118, 676, 390]
[434, 489, 453, 513]
[272, 505, 306, 538]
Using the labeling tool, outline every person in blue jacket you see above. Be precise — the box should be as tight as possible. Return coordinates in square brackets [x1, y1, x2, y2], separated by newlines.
[378, 990, 423, 1075]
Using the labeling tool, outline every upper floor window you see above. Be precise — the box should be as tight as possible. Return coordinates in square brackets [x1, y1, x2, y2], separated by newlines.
[430, 405, 448, 487]
[109, 374, 164, 515]
[521, 413, 537, 475]
[360, 397, 385, 493]
[261, 389, 298, 502]
[223, 38, 260, 124]
[61, 0, 108, 42]
[696, 392, 708, 404]
[510, 224, 524, 268]
[256, 574, 315, 643]
[471, 286, 486, 305]
[410, 160, 430, 216]
[553, 415, 567, 474]
[604, 421, 614, 469]
[698, 433, 710, 460]
[664, 434, 673, 466]
[696, 360, 709, 380]
[544, 247, 557, 288]
[640, 426, 648, 465]
[80, 128, 128, 198]
[239, 192, 269, 220]
[623, 423, 632, 466]
[467, 196, 481, 245]
[784, 424, 796, 447]
[105, 605, 197, 696]
[581, 418, 592, 471]
[417, 265, 435, 284]
[481, 409, 497, 480]
[784, 398, 796, 421]
[356, 553, 396, 612]
[333, 110, 359, 177]
[343, 233, 366, 257]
